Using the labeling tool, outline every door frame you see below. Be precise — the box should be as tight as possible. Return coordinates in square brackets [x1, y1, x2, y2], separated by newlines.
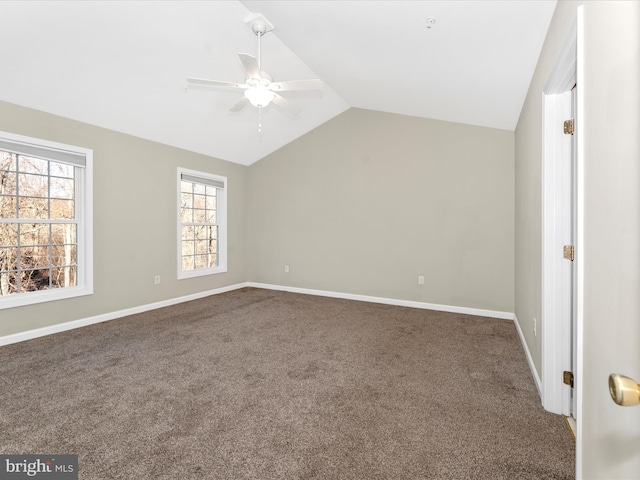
[541, 17, 577, 415]
[541, 9, 584, 476]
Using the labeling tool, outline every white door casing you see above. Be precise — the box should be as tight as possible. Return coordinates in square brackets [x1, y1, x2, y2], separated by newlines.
[541, 17, 577, 417]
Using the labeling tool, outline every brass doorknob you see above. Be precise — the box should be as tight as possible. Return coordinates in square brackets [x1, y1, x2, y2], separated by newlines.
[609, 373, 640, 406]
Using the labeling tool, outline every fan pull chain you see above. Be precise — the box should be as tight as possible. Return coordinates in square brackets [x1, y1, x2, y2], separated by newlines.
[258, 106, 263, 135]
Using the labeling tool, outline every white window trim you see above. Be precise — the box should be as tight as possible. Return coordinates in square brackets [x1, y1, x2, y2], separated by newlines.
[0, 130, 93, 309]
[177, 168, 227, 280]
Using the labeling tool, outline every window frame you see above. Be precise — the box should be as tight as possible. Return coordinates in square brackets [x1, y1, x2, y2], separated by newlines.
[177, 168, 227, 279]
[0, 130, 93, 309]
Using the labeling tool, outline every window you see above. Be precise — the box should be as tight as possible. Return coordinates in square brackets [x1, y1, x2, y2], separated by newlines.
[177, 168, 226, 279]
[0, 131, 93, 309]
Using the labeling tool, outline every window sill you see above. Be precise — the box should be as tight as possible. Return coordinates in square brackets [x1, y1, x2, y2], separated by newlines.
[178, 266, 227, 280]
[0, 285, 93, 310]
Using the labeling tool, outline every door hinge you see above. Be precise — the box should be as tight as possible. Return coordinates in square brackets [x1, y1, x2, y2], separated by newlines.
[564, 119, 575, 135]
[563, 245, 575, 261]
[563, 371, 575, 388]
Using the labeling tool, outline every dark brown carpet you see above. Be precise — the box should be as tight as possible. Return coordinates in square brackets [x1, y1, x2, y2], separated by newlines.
[0, 287, 575, 479]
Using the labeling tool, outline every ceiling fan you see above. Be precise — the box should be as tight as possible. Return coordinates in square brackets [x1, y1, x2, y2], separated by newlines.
[186, 15, 322, 117]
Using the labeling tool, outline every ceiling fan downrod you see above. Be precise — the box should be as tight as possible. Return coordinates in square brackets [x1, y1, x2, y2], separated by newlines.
[251, 21, 269, 134]
[252, 22, 268, 72]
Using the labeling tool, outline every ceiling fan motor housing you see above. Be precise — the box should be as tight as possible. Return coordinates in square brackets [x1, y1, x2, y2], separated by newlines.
[243, 14, 274, 35]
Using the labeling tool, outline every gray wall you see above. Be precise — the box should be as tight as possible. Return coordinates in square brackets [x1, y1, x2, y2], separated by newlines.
[248, 108, 514, 313]
[514, 0, 579, 379]
[1, 102, 514, 338]
[0, 100, 248, 337]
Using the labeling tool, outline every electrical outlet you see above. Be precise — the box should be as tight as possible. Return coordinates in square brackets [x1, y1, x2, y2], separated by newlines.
[284, 266, 289, 273]
[533, 317, 537, 336]
[418, 275, 425, 285]
[154, 275, 161, 285]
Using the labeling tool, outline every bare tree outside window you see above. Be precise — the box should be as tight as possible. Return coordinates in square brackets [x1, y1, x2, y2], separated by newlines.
[180, 180, 218, 271]
[0, 151, 77, 296]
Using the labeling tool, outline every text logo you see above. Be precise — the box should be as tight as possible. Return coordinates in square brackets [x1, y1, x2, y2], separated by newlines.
[0, 455, 77, 479]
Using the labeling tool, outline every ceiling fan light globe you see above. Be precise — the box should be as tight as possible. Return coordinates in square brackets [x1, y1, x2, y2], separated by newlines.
[244, 85, 275, 108]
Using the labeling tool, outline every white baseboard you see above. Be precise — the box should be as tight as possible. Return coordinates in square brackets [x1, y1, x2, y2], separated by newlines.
[0, 282, 249, 347]
[513, 313, 543, 398]
[2, 281, 519, 351]
[247, 282, 515, 320]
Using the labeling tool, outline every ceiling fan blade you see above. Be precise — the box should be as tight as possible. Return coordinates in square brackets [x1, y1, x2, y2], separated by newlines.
[238, 53, 262, 80]
[270, 93, 301, 116]
[186, 77, 246, 89]
[269, 79, 322, 92]
[229, 97, 249, 112]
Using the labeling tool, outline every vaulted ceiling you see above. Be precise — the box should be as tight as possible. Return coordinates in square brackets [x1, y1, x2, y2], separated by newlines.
[0, 1, 556, 165]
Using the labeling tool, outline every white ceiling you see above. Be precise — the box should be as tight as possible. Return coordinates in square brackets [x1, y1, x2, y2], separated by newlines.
[0, 1, 556, 166]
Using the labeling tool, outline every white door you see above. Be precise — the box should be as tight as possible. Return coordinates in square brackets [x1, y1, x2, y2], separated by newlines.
[577, 2, 640, 478]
